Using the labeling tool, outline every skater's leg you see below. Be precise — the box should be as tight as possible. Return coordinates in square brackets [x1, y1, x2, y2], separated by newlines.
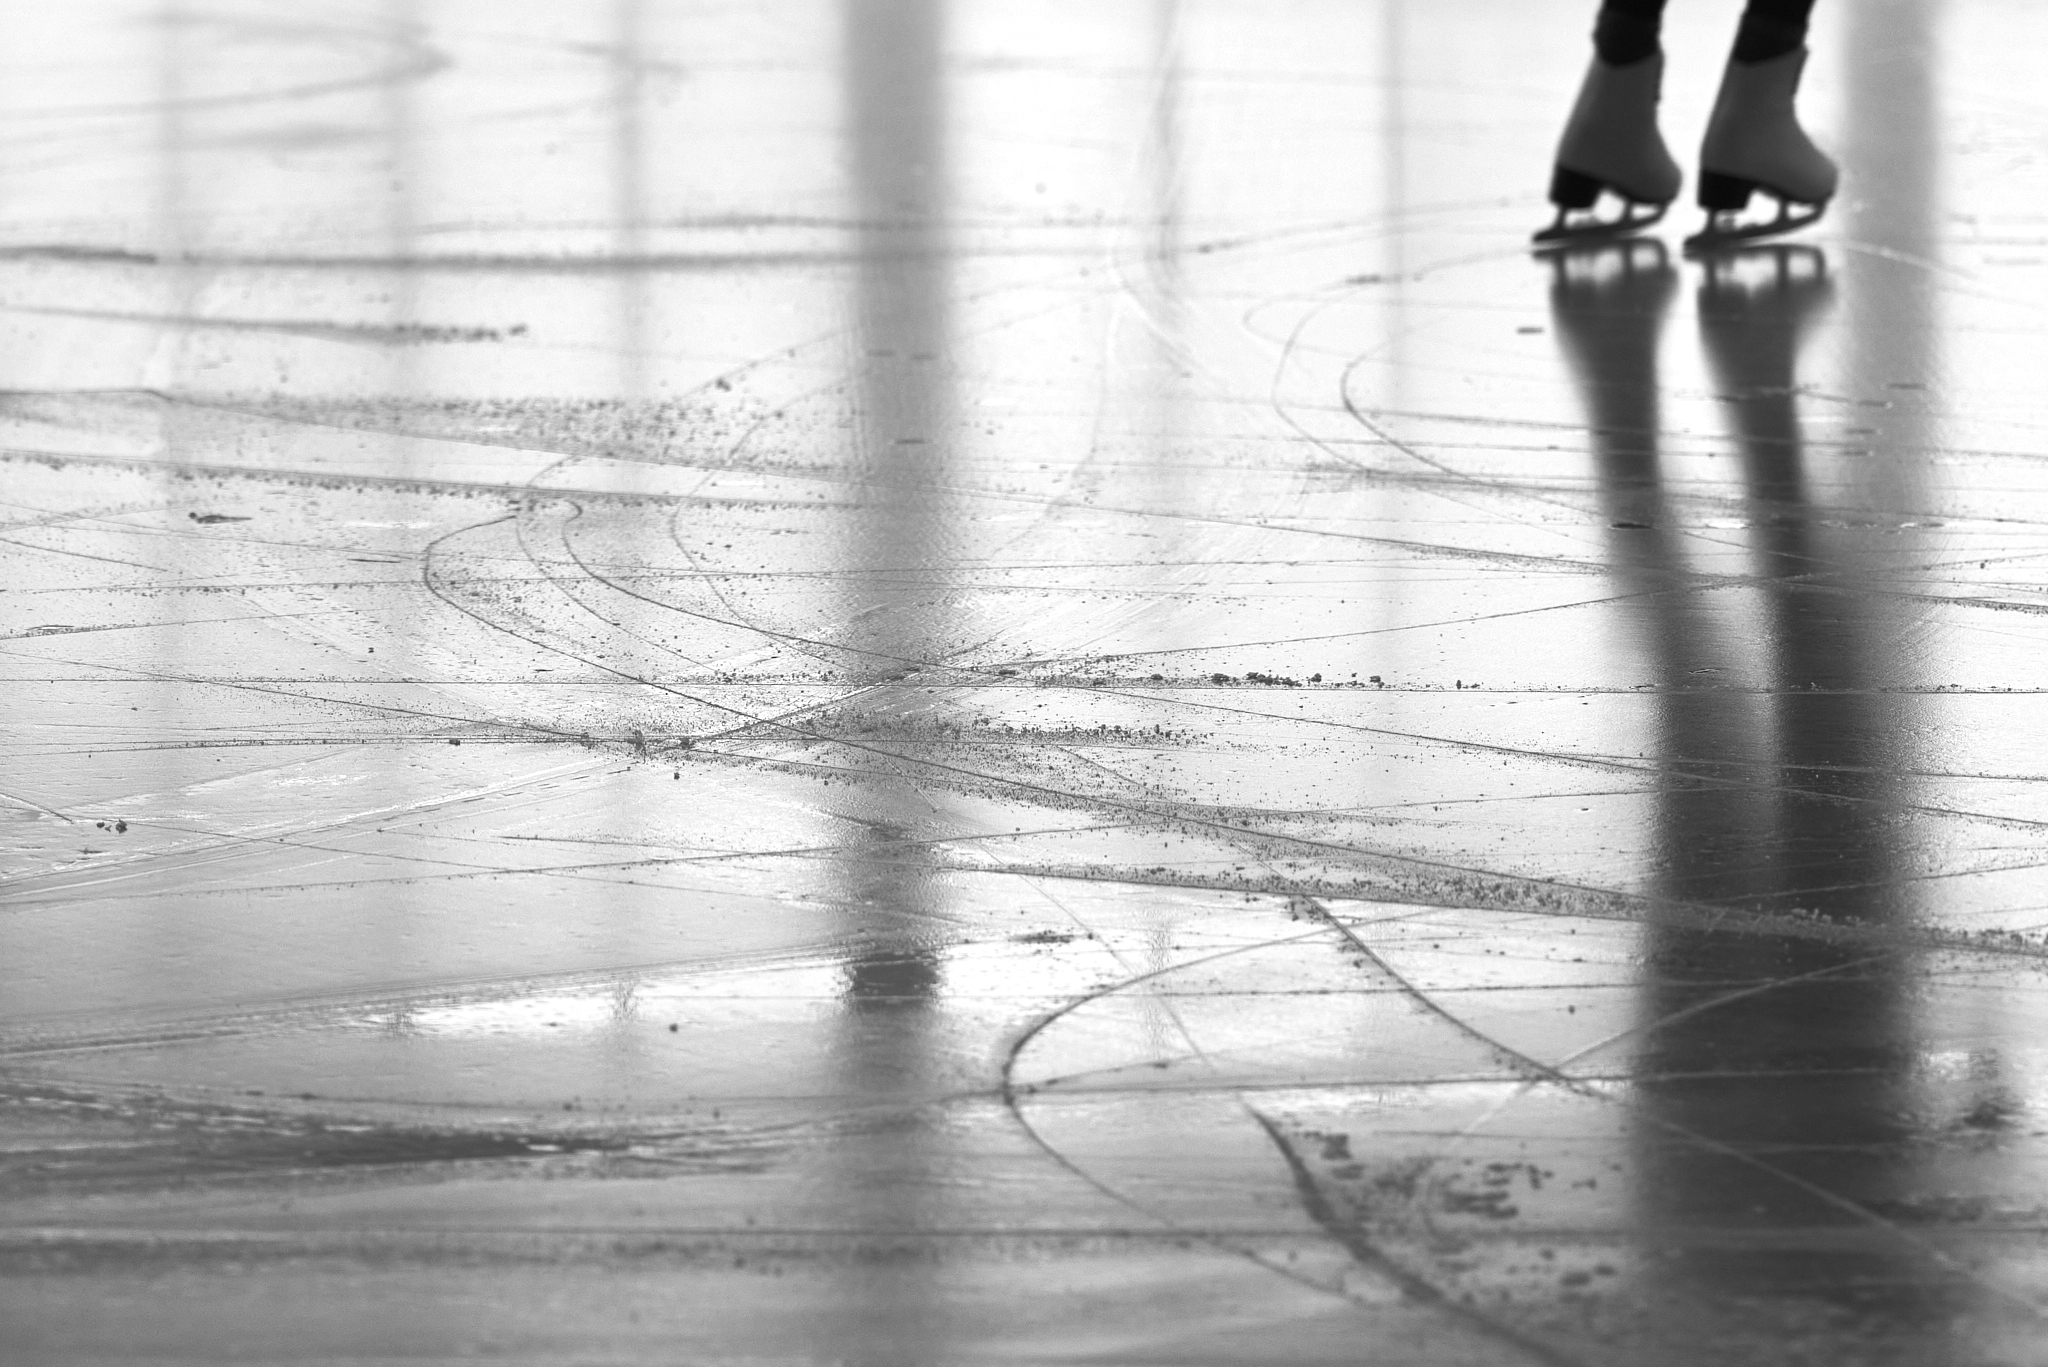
[1732, 0, 1818, 64]
[1536, 0, 1681, 243]
[1594, 0, 1667, 66]
[1689, 0, 1837, 249]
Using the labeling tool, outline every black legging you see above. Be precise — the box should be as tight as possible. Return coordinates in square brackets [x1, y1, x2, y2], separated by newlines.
[1596, 0, 1819, 65]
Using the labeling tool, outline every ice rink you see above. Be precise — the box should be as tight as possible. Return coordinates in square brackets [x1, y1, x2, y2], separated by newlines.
[7, 1, 2048, 1362]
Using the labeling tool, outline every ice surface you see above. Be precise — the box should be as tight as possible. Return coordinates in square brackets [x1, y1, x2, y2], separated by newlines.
[7, 1, 2048, 1363]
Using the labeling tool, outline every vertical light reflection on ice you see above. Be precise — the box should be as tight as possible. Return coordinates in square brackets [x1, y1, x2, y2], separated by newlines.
[1375, 0, 1409, 683]
[1050, 0, 1206, 1098]
[141, 0, 208, 1013]
[822, 1, 959, 1356]
[1837, 0, 2022, 1334]
[1839, 0, 1956, 1157]
[590, 0, 654, 1096]
[374, 0, 437, 1065]
[1135, 0, 1186, 1066]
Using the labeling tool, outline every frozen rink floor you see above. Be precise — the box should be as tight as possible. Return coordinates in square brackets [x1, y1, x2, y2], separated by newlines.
[8, 1, 2048, 1362]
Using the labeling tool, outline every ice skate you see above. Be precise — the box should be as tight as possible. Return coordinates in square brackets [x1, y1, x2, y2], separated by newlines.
[1685, 47, 1838, 253]
[1534, 50, 1683, 246]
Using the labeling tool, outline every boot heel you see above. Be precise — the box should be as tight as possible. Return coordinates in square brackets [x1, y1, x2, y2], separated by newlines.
[1698, 170, 1757, 211]
[1549, 164, 1605, 210]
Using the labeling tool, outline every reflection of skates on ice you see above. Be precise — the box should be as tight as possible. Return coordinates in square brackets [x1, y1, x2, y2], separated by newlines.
[1536, 52, 1682, 244]
[1685, 49, 1838, 252]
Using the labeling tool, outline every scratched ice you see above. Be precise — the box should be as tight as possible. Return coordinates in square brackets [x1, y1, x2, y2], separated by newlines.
[6, 2, 2048, 1364]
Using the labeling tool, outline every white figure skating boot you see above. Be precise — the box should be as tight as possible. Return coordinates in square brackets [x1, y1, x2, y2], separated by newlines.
[1686, 47, 1838, 251]
[1535, 51, 1683, 245]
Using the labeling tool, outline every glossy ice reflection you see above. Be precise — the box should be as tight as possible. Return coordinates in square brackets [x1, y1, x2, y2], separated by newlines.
[7, 1, 2048, 1363]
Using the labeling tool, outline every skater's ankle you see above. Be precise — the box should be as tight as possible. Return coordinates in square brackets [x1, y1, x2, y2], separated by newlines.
[1593, 11, 1660, 66]
[1731, 16, 1804, 64]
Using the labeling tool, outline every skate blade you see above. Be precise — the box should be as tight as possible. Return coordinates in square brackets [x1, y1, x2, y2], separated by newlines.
[1532, 199, 1668, 247]
[1683, 199, 1827, 253]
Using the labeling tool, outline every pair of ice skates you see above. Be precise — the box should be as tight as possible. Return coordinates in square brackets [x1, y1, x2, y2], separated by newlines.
[1535, 46, 1837, 252]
